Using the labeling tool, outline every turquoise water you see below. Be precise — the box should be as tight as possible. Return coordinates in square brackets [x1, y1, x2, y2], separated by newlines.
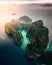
[18, 30, 30, 49]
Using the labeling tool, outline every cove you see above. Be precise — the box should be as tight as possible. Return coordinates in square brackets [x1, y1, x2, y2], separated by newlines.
[18, 29, 30, 50]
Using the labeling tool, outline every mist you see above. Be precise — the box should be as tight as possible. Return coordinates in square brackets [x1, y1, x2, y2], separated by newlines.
[0, 4, 52, 49]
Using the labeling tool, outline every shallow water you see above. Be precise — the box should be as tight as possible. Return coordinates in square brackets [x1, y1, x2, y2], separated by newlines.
[18, 30, 30, 50]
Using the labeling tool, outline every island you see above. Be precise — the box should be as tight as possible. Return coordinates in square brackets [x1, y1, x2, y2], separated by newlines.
[5, 15, 52, 65]
[5, 15, 32, 45]
[26, 20, 52, 65]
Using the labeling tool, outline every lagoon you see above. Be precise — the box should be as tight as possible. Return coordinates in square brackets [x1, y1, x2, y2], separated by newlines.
[18, 29, 30, 50]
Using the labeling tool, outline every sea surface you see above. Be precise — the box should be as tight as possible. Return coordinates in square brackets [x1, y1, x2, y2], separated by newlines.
[0, 29, 40, 65]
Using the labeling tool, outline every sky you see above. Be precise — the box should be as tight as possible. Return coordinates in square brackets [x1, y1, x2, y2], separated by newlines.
[0, 0, 52, 3]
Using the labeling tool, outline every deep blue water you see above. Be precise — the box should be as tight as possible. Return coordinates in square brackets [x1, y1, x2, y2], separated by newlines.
[0, 30, 39, 65]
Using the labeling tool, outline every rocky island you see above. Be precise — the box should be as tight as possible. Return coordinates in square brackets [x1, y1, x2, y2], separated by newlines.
[26, 20, 52, 65]
[5, 15, 52, 65]
[5, 15, 32, 45]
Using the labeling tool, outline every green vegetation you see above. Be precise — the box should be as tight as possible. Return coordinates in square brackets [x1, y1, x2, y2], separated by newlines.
[5, 16, 32, 45]
[5, 15, 52, 65]
[26, 20, 51, 65]
[13, 31, 23, 45]
[27, 20, 49, 48]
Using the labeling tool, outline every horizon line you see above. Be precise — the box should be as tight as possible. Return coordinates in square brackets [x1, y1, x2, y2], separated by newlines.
[0, 1, 52, 4]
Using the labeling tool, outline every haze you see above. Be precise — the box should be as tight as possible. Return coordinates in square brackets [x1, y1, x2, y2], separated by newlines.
[0, 4, 52, 47]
